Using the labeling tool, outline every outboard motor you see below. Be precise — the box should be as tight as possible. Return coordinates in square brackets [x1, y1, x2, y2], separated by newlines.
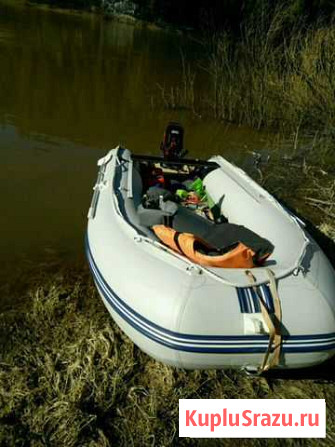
[160, 122, 187, 160]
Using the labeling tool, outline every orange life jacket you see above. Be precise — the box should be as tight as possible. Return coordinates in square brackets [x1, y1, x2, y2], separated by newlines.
[152, 225, 256, 268]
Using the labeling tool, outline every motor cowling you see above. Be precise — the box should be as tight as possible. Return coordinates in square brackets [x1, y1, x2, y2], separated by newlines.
[160, 122, 185, 160]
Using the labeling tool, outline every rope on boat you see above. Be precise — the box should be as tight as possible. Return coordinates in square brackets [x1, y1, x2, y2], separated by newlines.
[246, 269, 282, 373]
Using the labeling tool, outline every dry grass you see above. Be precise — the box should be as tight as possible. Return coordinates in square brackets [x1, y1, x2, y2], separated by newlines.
[1, 255, 335, 446]
[157, 6, 335, 137]
[244, 132, 335, 266]
[204, 17, 335, 133]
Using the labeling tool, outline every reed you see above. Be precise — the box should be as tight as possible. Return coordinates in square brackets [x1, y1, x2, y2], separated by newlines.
[157, 4, 335, 138]
[156, 51, 197, 112]
[204, 11, 335, 134]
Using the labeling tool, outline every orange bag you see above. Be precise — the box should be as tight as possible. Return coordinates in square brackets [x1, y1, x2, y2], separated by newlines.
[153, 225, 255, 268]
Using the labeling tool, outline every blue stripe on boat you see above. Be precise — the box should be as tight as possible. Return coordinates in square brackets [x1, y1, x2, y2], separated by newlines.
[251, 287, 261, 313]
[237, 284, 274, 314]
[262, 284, 275, 313]
[86, 234, 335, 354]
[236, 287, 246, 313]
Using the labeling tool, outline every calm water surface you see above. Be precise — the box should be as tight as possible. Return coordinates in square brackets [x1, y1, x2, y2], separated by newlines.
[0, 1, 271, 301]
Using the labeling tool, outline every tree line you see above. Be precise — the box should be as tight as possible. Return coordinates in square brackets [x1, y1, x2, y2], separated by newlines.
[31, 0, 335, 30]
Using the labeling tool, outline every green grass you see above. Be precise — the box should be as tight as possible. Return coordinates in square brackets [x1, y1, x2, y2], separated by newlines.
[1, 257, 335, 446]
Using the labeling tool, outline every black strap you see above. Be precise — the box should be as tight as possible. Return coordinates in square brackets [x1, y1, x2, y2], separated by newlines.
[163, 215, 173, 227]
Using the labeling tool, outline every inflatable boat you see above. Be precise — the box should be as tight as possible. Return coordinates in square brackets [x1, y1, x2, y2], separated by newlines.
[86, 146, 335, 372]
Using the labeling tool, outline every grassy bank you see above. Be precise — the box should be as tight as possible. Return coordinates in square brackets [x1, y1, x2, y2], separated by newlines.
[1, 262, 335, 446]
[243, 133, 335, 252]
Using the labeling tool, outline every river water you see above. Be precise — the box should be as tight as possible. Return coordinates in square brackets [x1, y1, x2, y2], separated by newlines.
[0, 0, 272, 305]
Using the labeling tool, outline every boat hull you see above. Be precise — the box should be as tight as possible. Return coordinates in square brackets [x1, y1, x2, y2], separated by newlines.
[86, 147, 335, 370]
[86, 236, 335, 370]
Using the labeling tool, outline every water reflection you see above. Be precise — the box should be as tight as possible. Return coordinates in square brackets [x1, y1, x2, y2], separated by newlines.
[0, 1, 271, 295]
[0, 2, 195, 147]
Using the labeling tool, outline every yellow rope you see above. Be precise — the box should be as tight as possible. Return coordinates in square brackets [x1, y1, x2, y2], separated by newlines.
[245, 269, 282, 373]
[266, 268, 282, 369]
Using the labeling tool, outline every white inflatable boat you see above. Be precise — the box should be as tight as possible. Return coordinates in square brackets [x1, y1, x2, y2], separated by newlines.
[86, 146, 335, 372]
